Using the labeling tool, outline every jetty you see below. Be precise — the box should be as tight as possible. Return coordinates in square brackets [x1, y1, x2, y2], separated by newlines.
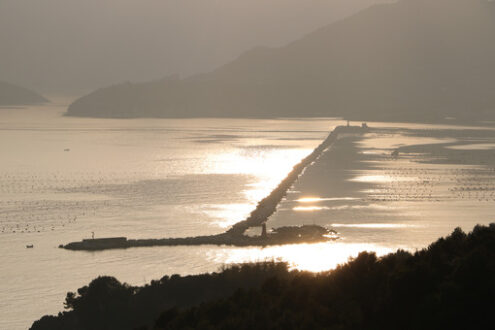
[61, 225, 337, 250]
[60, 125, 367, 251]
[227, 124, 365, 236]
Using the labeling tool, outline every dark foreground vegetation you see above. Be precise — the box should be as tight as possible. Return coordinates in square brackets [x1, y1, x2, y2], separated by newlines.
[32, 224, 495, 330]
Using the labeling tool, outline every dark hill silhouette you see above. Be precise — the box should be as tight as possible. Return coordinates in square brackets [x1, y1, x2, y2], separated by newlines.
[30, 223, 495, 330]
[0, 81, 48, 106]
[1, 0, 382, 93]
[67, 0, 495, 121]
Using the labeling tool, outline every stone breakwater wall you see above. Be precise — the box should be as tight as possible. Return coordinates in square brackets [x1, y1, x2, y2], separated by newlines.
[227, 125, 364, 235]
[61, 125, 366, 251]
[61, 225, 337, 250]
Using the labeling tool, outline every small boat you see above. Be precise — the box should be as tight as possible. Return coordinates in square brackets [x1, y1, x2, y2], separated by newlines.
[26, 244, 34, 248]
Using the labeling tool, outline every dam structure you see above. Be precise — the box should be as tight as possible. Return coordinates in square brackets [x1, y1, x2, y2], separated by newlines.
[61, 125, 367, 251]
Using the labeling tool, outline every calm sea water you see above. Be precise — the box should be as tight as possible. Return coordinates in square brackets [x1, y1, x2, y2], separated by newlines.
[1, 102, 494, 329]
[268, 124, 495, 272]
[0, 102, 339, 329]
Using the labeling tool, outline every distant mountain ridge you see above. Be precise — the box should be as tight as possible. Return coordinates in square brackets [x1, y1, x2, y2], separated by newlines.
[0, 81, 48, 106]
[0, 0, 385, 93]
[67, 0, 495, 121]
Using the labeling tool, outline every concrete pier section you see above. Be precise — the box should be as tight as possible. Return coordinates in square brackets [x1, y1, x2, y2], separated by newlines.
[227, 125, 366, 236]
[60, 125, 367, 251]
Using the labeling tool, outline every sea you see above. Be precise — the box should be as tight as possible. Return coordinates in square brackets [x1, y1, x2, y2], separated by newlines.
[1, 101, 494, 329]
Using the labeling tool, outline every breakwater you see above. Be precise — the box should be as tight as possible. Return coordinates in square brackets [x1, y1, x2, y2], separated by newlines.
[227, 125, 365, 235]
[61, 225, 337, 250]
[60, 125, 366, 251]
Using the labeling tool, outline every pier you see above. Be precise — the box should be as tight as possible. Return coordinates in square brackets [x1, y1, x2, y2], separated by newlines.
[60, 125, 367, 251]
[61, 225, 337, 250]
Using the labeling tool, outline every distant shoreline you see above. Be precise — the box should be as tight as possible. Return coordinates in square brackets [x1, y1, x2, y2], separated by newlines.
[0, 81, 49, 106]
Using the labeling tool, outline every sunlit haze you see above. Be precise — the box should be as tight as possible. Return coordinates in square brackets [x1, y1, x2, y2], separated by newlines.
[1, 1, 495, 329]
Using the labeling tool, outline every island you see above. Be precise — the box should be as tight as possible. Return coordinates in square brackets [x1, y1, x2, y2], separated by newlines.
[0, 81, 48, 106]
[66, 0, 495, 123]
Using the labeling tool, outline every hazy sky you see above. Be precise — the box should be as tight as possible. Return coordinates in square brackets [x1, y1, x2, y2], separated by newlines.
[0, 0, 391, 94]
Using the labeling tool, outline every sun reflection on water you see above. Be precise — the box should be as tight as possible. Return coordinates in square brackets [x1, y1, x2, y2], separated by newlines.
[332, 223, 420, 229]
[202, 203, 256, 228]
[212, 242, 395, 273]
[297, 197, 324, 203]
[293, 206, 330, 211]
[195, 148, 315, 228]
[351, 174, 418, 183]
[296, 197, 359, 203]
[208, 148, 312, 204]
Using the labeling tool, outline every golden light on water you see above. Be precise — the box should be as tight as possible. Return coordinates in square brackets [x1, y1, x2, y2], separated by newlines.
[199, 148, 315, 228]
[203, 203, 256, 228]
[208, 149, 311, 177]
[293, 206, 330, 211]
[297, 197, 325, 203]
[242, 182, 274, 205]
[351, 174, 418, 183]
[328, 204, 398, 210]
[293, 196, 364, 211]
[213, 242, 395, 273]
[296, 197, 359, 203]
[446, 143, 495, 150]
[332, 223, 419, 229]
[208, 148, 312, 204]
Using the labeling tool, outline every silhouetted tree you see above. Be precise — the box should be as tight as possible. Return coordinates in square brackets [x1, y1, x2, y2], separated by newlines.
[31, 224, 495, 330]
